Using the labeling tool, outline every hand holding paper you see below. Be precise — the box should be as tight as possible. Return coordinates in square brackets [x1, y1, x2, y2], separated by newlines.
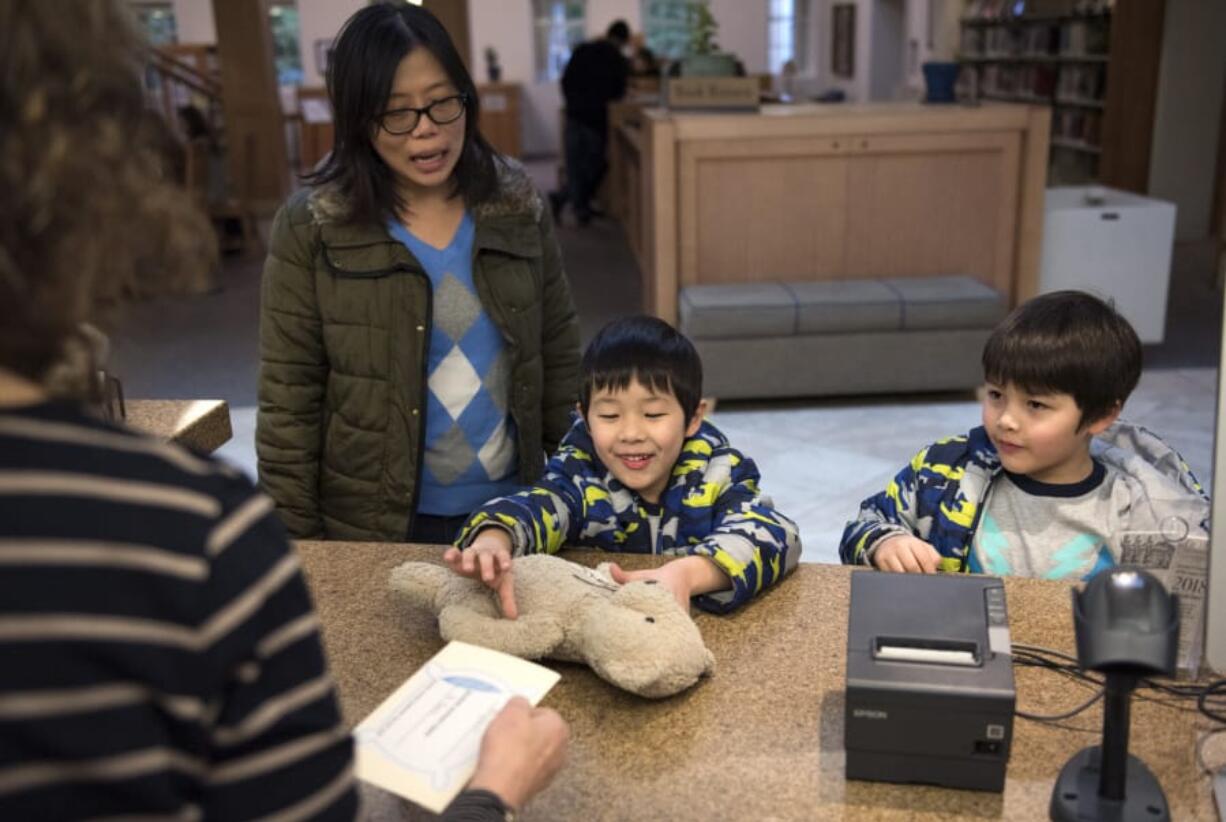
[354, 641, 563, 814]
[469, 696, 569, 811]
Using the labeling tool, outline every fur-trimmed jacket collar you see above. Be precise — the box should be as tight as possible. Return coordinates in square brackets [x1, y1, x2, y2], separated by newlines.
[305, 156, 543, 227]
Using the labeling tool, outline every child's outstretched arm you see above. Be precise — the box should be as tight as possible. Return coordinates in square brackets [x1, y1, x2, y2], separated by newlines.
[444, 529, 519, 618]
[839, 445, 933, 566]
[454, 443, 590, 556]
[679, 453, 802, 613]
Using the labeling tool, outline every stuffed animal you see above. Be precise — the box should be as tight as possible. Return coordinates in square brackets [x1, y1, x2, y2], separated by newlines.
[389, 554, 715, 698]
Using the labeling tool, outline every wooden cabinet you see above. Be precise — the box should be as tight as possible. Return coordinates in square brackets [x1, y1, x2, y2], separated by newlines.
[843, 132, 1021, 285]
[476, 83, 522, 158]
[296, 86, 333, 174]
[618, 103, 1050, 324]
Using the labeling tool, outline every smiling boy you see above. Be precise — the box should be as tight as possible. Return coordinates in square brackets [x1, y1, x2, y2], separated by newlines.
[444, 316, 801, 616]
[840, 290, 1208, 579]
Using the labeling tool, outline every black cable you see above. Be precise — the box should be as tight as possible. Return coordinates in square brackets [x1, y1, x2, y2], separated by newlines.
[1009, 645, 1226, 726]
[1198, 679, 1226, 724]
[1016, 689, 1104, 722]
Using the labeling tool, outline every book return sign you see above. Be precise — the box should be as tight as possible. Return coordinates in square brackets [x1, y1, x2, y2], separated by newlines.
[666, 77, 760, 111]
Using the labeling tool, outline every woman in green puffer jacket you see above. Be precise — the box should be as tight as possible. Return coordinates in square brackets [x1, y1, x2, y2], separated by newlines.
[257, 4, 580, 543]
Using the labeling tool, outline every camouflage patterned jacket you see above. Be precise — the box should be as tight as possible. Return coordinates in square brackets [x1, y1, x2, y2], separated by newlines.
[456, 418, 802, 612]
[839, 421, 1208, 572]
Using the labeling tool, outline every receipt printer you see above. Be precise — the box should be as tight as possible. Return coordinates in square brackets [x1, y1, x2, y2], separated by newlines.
[844, 571, 1016, 792]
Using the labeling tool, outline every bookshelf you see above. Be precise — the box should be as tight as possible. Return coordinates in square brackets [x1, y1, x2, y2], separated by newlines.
[957, 6, 1113, 184]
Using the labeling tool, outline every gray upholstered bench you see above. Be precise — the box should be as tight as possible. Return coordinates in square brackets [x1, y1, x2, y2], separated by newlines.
[678, 276, 1008, 400]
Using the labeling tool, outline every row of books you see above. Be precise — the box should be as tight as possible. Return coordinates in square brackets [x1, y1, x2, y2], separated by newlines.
[1057, 64, 1106, 101]
[971, 64, 1059, 99]
[1053, 107, 1102, 151]
[963, 0, 1114, 20]
[955, 63, 1107, 114]
[960, 18, 1109, 57]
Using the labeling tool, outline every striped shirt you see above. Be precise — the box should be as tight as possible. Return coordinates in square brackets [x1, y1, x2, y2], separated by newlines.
[0, 402, 357, 821]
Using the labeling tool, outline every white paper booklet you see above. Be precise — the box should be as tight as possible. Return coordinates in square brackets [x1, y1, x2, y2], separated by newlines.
[353, 640, 561, 814]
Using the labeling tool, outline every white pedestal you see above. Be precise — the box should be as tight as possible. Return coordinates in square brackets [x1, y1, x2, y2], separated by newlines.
[1038, 186, 1177, 344]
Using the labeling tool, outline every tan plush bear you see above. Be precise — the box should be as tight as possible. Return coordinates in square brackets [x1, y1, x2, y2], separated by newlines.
[389, 554, 715, 698]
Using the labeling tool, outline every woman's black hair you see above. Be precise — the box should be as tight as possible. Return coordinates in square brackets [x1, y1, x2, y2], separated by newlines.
[579, 316, 704, 424]
[304, 2, 499, 224]
[981, 290, 1142, 428]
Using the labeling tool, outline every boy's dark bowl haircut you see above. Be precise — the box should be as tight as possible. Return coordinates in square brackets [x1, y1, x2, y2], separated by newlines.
[305, 2, 499, 225]
[981, 290, 1141, 427]
[580, 316, 703, 423]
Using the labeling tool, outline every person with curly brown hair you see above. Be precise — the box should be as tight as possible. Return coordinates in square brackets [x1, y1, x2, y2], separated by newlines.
[0, 2, 567, 819]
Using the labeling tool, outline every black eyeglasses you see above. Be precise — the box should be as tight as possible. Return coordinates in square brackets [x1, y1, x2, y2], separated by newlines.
[377, 94, 467, 135]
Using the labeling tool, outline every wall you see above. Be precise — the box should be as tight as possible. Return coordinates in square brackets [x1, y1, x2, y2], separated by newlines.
[170, 0, 217, 43]
[297, 0, 363, 88]
[812, 0, 874, 102]
[902, 0, 951, 94]
[470, 2, 541, 156]
[1148, 0, 1226, 241]
[709, 0, 768, 74]
[869, 0, 904, 100]
[585, 0, 641, 39]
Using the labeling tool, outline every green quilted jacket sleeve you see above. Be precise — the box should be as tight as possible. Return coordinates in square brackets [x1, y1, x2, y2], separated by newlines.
[256, 198, 327, 538]
[536, 207, 581, 455]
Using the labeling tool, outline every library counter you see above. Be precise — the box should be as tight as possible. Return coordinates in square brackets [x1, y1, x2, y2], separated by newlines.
[609, 100, 1050, 327]
[296, 542, 1218, 820]
[125, 399, 232, 453]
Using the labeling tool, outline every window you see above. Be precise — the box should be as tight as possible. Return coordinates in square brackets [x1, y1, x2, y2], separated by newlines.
[768, 0, 813, 75]
[533, 0, 586, 83]
[130, 1, 177, 46]
[642, 0, 693, 61]
[268, 2, 303, 86]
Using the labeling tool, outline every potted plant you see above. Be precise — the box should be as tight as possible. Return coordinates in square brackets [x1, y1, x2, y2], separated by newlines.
[680, 1, 737, 77]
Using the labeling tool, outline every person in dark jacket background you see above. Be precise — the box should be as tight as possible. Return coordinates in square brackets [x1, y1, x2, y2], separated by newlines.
[552, 19, 630, 226]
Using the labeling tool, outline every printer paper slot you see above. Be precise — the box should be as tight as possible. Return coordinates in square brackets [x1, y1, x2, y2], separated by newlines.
[872, 637, 981, 667]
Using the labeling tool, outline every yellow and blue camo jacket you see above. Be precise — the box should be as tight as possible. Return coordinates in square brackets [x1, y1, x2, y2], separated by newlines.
[839, 421, 1207, 572]
[456, 417, 802, 613]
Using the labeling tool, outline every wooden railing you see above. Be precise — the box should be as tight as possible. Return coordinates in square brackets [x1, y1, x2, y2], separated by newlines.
[141, 44, 263, 257]
[142, 44, 223, 142]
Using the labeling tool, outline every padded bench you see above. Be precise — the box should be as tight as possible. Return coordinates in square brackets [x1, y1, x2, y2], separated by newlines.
[678, 276, 1009, 400]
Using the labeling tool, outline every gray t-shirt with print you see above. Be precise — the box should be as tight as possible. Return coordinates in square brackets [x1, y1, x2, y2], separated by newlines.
[971, 460, 1118, 581]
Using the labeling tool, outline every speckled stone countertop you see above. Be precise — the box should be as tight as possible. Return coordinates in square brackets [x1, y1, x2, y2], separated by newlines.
[296, 542, 1220, 821]
[125, 399, 232, 453]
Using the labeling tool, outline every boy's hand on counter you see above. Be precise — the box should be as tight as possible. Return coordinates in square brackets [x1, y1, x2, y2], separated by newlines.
[608, 555, 729, 610]
[872, 534, 942, 573]
[443, 528, 518, 619]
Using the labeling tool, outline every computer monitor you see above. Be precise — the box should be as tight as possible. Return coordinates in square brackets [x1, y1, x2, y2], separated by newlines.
[1206, 284, 1226, 674]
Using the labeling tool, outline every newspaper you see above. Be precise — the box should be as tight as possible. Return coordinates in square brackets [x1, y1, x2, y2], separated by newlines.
[1120, 526, 1209, 677]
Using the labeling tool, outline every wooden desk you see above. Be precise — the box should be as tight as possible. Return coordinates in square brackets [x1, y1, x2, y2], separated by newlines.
[125, 399, 232, 453]
[477, 83, 522, 159]
[297, 87, 334, 174]
[615, 102, 1050, 325]
[297, 543, 1217, 820]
